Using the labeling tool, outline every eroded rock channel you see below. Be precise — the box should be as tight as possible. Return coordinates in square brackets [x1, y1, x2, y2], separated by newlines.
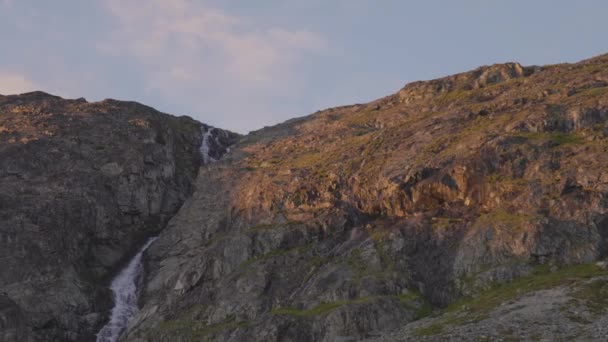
[95, 125, 235, 342]
[0, 94, 238, 341]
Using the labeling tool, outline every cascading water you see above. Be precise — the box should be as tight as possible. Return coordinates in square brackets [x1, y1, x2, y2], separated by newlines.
[97, 126, 229, 341]
[200, 127, 217, 164]
[96, 237, 158, 342]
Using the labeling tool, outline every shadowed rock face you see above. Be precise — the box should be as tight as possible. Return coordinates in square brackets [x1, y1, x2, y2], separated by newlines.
[119, 54, 608, 341]
[0, 92, 238, 341]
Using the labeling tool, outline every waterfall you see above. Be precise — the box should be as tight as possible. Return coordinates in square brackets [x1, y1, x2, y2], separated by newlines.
[96, 237, 158, 342]
[200, 127, 217, 164]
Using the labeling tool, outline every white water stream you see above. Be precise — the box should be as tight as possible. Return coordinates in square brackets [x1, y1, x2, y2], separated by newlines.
[96, 126, 222, 341]
[96, 237, 158, 342]
[200, 127, 217, 164]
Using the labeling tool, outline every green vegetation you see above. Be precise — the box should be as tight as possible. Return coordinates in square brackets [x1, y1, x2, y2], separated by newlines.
[473, 208, 538, 230]
[272, 293, 432, 319]
[571, 278, 608, 316]
[374, 241, 396, 274]
[437, 89, 472, 104]
[291, 151, 324, 169]
[307, 255, 328, 268]
[392, 292, 434, 319]
[574, 62, 606, 75]
[157, 316, 248, 339]
[447, 263, 608, 316]
[420, 112, 512, 160]
[346, 248, 367, 279]
[414, 323, 445, 337]
[411, 263, 608, 337]
[515, 131, 585, 146]
[414, 302, 434, 319]
[431, 217, 462, 232]
[346, 109, 377, 127]
[239, 243, 313, 269]
[344, 244, 397, 282]
[248, 220, 303, 231]
[272, 297, 371, 317]
[368, 229, 393, 242]
[485, 173, 528, 187]
[576, 86, 608, 98]
[238, 248, 290, 269]
[550, 132, 586, 145]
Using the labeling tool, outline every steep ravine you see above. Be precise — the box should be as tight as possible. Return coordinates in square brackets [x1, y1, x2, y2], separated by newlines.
[97, 237, 159, 342]
[122, 54, 608, 341]
[0, 94, 239, 342]
[96, 126, 236, 342]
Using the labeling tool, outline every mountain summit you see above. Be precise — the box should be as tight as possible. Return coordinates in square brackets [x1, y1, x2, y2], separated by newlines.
[2, 53, 608, 341]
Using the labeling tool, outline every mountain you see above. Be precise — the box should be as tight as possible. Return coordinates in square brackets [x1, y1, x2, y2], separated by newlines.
[1, 52, 608, 341]
[0, 92, 238, 341]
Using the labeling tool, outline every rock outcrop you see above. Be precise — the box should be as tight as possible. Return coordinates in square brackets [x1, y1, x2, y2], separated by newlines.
[121, 54, 608, 341]
[0, 92, 238, 341]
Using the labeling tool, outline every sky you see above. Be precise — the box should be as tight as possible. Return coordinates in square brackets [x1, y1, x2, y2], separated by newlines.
[1, 1, 607, 133]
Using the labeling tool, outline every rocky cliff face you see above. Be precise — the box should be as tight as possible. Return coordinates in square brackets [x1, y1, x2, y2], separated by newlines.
[118, 54, 608, 341]
[0, 92, 238, 341]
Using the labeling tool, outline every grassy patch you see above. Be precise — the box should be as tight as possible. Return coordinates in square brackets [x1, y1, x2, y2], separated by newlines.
[571, 278, 608, 316]
[238, 249, 289, 269]
[571, 86, 608, 99]
[157, 316, 248, 338]
[413, 323, 444, 337]
[192, 320, 248, 338]
[239, 243, 313, 269]
[374, 241, 396, 273]
[272, 297, 371, 317]
[248, 220, 303, 231]
[346, 109, 377, 127]
[473, 208, 538, 230]
[291, 151, 325, 168]
[485, 173, 528, 186]
[431, 217, 462, 232]
[344, 243, 398, 282]
[551, 132, 586, 145]
[447, 263, 608, 316]
[368, 229, 392, 242]
[424, 113, 511, 159]
[437, 89, 471, 104]
[412, 263, 608, 336]
[515, 131, 585, 146]
[307, 255, 329, 268]
[346, 248, 367, 280]
[393, 292, 434, 319]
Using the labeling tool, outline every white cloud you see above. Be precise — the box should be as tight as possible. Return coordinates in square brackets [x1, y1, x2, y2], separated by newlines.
[95, 0, 331, 132]
[0, 71, 38, 95]
[99, 0, 326, 88]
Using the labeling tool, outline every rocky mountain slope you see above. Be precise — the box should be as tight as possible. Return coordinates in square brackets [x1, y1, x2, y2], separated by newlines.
[2, 52, 608, 342]
[0, 92, 238, 341]
[116, 54, 608, 341]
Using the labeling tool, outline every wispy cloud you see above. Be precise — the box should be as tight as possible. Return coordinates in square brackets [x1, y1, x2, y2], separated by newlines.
[99, 0, 326, 95]
[0, 71, 38, 95]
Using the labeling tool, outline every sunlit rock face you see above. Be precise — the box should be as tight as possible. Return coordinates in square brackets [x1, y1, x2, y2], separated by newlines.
[123, 54, 608, 341]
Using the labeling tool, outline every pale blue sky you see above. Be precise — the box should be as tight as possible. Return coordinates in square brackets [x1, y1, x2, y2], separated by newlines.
[1, 1, 607, 133]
